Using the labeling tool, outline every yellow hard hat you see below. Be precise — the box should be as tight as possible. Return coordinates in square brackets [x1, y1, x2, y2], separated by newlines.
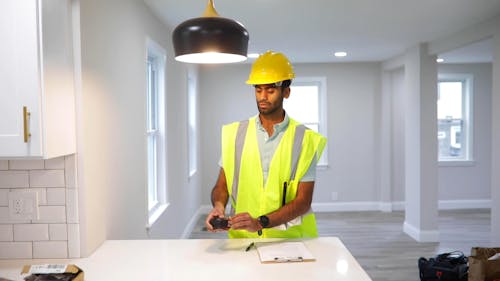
[246, 51, 295, 85]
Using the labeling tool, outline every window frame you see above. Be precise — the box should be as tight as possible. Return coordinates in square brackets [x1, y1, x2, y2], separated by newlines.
[146, 38, 168, 228]
[437, 73, 474, 165]
[187, 67, 198, 178]
[286, 77, 329, 167]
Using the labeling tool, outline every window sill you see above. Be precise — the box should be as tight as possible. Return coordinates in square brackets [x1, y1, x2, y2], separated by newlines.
[146, 203, 169, 229]
[438, 160, 476, 167]
[188, 169, 197, 180]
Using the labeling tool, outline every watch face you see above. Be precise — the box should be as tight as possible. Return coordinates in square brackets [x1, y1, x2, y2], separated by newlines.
[259, 215, 270, 228]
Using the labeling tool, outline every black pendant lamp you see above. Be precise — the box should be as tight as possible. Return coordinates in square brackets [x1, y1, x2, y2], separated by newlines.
[172, 0, 249, 64]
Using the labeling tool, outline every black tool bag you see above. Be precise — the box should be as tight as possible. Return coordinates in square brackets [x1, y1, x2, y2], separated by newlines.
[418, 251, 468, 281]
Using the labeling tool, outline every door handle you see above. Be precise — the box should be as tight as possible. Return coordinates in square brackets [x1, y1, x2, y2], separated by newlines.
[23, 106, 31, 143]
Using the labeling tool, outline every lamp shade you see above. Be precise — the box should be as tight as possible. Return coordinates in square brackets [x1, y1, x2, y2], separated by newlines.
[172, 1, 249, 64]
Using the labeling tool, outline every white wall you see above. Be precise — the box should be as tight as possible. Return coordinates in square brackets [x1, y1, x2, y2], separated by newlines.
[199, 62, 383, 209]
[78, 0, 200, 256]
[199, 64, 255, 205]
[438, 64, 492, 203]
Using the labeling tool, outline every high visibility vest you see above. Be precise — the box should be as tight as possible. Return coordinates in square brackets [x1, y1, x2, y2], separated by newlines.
[221, 116, 327, 238]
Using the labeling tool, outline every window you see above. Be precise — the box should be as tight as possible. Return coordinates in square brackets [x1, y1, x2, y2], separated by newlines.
[146, 38, 167, 227]
[437, 74, 473, 162]
[284, 77, 328, 166]
[187, 68, 198, 178]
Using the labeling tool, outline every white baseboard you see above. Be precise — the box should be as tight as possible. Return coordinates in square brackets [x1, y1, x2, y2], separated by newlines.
[310, 199, 490, 213]
[403, 221, 440, 242]
[312, 201, 381, 212]
[198, 205, 213, 215]
[438, 199, 490, 209]
[312, 201, 410, 212]
[378, 202, 393, 212]
[181, 207, 208, 239]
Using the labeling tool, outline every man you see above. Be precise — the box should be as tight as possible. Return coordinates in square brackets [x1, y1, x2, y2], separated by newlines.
[205, 51, 327, 238]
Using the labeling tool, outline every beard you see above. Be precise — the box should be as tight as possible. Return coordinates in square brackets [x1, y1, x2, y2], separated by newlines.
[257, 100, 282, 115]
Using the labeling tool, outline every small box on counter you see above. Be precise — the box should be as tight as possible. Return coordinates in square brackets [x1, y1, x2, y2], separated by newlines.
[21, 264, 84, 281]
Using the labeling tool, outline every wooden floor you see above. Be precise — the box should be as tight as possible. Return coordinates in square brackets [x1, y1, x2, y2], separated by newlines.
[189, 209, 491, 281]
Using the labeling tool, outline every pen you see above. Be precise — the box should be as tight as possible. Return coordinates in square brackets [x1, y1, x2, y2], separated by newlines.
[282, 182, 287, 207]
[245, 242, 255, 252]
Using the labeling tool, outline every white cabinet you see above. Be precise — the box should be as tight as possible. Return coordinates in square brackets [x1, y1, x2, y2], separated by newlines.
[0, 0, 76, 159]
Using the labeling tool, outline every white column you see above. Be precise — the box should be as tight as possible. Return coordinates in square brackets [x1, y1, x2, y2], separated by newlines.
[491, 30, 500, 245]
[403, 43, 439, 242]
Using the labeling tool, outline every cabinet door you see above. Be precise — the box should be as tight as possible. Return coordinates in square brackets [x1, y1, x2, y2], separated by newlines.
[40, 0, 77, 158]
[0, 0, 42, 157]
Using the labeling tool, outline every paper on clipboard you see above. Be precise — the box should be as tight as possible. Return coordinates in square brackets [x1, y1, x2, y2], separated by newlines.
[255, 241, 316, 263]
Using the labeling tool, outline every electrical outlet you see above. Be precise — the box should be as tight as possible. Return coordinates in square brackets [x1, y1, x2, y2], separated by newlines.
[8, 191, 39, 220]
[12, 198, 23, 214]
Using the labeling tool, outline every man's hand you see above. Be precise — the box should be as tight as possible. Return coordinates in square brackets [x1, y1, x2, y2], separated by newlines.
[230, 212, 262, 233]
[205, 204, 228, 232]
[206, 168, 230, 232]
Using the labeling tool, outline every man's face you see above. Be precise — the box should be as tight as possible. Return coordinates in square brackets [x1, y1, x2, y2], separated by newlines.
[254, 84, 290, 115]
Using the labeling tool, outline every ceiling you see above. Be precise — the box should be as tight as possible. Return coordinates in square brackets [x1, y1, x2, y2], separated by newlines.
[143, 0, 500, 64]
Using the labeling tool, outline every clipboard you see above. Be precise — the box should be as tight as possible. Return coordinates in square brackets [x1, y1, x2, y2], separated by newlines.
[255, 241, 316, 263]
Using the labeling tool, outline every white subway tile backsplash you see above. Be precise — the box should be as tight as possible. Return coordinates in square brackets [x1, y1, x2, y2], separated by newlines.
[0, 242, 33, 258]
[66, 189, 79, 223]
[0, 153, 79, 259]
[67, 223, 80, 258]
[7, 188, 47, 206]
[0, 206, 31, 224]
[29, 170, 65, 188]
[9, 160, 44, 170]
[35, 206, 66, 223]
[0, 225, 13, 241]
[14, 224, 49, 241]
[0, 189, 8, 206]
[49, 224, 67, 240]
[33, 241, 68, 258]
[32, 188, 47, 205]
[0, 207, 9, 222]
[44, 157, 65, 169]
[46, 188, 66, 205]
[0, 171, 29, 188]
[65, 155, 77, 189]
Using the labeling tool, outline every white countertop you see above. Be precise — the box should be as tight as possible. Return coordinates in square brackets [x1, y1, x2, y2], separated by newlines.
[0, 237, 372, 281]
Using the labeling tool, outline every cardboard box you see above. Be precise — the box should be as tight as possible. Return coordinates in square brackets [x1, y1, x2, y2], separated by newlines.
[469, 247, 500, 281]
[21, 264, 84, 281]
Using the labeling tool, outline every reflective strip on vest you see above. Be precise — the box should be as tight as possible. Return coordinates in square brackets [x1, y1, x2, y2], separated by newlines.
[229, 120, 306, 216]
[229, 119, 249, 215]
[290, 125, 306, 181]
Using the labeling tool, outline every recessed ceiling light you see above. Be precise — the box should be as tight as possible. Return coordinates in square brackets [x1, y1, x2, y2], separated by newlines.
[436, 58, 444, 63]
[334, 51, 347, 57]
[247, 53, 260, 58]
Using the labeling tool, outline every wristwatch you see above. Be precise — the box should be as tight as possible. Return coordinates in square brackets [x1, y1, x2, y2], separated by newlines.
[258, 215, 270, 228]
